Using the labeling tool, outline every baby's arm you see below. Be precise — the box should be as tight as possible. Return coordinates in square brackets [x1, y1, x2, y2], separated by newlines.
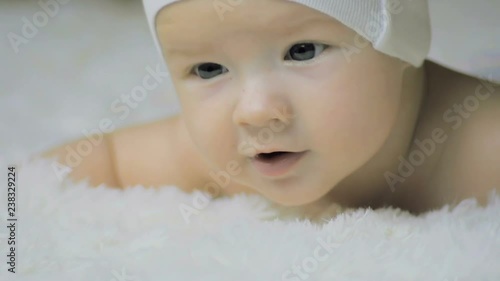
[42, 115, 210, 191]
[109, 115, 210, 190]
[41, 129, 119, 187]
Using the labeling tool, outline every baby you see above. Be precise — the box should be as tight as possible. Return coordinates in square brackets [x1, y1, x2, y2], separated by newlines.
[43, 0, 500, 215]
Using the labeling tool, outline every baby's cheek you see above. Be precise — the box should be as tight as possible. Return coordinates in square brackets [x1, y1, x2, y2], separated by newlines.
[190, 117, 236, 166]
[310, 87, 395, 156]
[308, 100, 362, 153]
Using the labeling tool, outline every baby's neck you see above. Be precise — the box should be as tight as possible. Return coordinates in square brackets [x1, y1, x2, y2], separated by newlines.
[365, 62, 471, 214]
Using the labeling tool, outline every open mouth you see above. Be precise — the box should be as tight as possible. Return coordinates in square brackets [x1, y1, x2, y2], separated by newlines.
[252, 151, 307, 177]
[255, 151, 292, 162]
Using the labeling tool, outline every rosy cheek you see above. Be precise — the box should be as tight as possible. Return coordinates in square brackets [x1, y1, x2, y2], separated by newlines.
[192, 120, 234, 163]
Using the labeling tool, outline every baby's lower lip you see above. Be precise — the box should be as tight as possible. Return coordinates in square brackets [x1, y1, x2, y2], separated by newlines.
[251, 151, 307, 178]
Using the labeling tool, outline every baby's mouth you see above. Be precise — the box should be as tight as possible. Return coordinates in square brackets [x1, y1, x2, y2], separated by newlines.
[255, 151, 293, 162]
[251, 151, 308, 177]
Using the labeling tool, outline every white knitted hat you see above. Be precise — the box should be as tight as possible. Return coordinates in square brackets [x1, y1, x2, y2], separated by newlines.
[143, 0, 431, 67]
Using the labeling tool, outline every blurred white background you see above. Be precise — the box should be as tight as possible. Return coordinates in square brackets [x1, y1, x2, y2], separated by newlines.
[0, 0, 498, 163]
[428, 0, 500, 79]
[0, 0, 180, 162]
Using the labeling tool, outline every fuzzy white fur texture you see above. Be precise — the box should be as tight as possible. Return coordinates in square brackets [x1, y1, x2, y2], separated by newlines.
[0, 158, 500, 281]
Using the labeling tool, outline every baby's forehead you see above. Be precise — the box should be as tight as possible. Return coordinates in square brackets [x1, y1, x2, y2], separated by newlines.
[157, 0, 333, 27]
[159, 15, 347, 59]
[156, 1, 345, 46]
[147, 0, 431, 68]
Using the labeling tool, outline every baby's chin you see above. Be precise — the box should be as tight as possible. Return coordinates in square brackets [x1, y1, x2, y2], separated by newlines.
[267, 194, 327, 207]
[259, 184, 334, 207]
[238, 172, 339, 207]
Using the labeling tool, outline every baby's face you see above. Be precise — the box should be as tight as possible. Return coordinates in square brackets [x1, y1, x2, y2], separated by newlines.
[157, 0, 407, 206]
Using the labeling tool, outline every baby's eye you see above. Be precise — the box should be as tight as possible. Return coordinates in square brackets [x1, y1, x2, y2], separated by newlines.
[192, 63, 228, 80]
[284, 42, 329, 62]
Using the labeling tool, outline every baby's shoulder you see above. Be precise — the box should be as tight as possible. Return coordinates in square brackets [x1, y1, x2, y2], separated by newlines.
[451, 75, 500, 170]
[443, 75, 500, 155]
[425, 64, 500, 149]
[431, 71, 500, 203]
[109, 115, 209, 190]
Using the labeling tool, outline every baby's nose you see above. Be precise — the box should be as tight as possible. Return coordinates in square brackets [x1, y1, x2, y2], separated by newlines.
[232, 87, 293, 129]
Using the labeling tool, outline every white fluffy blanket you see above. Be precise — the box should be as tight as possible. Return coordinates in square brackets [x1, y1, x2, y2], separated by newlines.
[1, 158, 499, 281]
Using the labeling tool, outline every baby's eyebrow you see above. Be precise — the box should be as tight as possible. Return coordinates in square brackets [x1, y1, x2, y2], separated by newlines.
[164, 17, 334, 58]
[164, 44, 215, 58]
